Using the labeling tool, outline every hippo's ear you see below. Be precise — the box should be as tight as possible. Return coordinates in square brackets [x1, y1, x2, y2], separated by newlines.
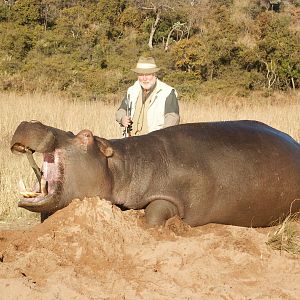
[96, 137, 114, 157]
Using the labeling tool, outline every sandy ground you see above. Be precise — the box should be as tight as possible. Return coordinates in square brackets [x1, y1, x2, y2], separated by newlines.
[0, 197, 299, 300]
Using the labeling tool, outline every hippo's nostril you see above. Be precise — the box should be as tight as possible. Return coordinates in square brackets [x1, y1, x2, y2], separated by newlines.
[11, 143, 35, 154]
[11, 143, 26, 154]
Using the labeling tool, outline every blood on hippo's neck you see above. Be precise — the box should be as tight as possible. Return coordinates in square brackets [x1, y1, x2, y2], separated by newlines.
[44, 153, 55, 163]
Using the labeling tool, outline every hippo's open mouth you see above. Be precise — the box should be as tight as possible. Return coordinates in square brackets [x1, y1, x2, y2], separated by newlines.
[12, 143, 64, 212]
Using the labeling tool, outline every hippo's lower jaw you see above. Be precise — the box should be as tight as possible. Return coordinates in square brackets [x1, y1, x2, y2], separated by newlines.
[18, 193, 61, 213]
[15, 147, 65, 213]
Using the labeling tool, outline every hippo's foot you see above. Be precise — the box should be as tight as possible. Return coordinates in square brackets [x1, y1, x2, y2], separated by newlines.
[144, 200, 179, 226]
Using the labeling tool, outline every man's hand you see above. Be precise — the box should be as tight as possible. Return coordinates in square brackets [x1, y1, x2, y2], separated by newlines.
[121, 115, 132, 127]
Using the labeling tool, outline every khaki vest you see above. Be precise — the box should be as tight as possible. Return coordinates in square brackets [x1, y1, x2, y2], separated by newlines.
[132, 86, 157, 136]
[127, 79, 177, 133]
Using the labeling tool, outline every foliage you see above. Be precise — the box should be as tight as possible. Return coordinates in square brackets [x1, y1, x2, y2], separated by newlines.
[0, 0, 299, 100]
[0, 22, 39, 66]
[10, 0, 43, 26]
[256, 12, 300, 89]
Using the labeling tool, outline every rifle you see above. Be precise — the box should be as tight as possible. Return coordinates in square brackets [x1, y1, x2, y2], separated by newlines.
[123, 95, 132, 138]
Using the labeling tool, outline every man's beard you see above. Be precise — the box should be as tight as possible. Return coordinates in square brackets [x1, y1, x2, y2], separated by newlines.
[140, 78, 156, 91]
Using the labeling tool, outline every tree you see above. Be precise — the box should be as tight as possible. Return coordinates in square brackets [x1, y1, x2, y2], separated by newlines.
[131, 0, 185, 50]
[256, 12, 300, 90]
[170, 36, 204, 73]
[11, 0, 42, 26]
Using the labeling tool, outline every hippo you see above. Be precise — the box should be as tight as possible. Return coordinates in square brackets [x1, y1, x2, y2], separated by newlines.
[11, 120, 300, 226]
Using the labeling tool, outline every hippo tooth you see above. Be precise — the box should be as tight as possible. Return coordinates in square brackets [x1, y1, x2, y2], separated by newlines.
[19, 178, 46, 198]
[41, 176, 48, 196]
[20, 191, 41, 198]
[18, 179, 27, 192]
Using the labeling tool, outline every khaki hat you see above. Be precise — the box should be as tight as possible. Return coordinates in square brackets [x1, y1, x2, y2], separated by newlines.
[131, 56, 160, 74]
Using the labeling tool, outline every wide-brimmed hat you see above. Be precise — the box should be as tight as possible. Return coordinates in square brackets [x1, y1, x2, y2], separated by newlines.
[131, 56, 160, 74]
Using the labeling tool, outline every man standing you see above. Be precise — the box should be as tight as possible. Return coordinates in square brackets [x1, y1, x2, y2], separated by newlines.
[116, 56, 180, 136]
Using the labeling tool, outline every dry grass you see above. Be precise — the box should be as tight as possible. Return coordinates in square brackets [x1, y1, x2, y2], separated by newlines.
[267, 212, 300, 255]
[1, 91, 300, 221]
[0, 92, 121, 220]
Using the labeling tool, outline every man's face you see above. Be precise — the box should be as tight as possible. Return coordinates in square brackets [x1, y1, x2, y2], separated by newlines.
[138, 73, 156, 91]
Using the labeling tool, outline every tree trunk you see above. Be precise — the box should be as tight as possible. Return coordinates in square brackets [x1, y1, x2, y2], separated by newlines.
[148, 10, 161, 50]
[164, 27, 175, 51]
[291, 77, 295, 90]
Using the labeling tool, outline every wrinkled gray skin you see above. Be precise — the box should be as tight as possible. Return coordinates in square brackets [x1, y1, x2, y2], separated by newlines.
[11, 120, 300, 226]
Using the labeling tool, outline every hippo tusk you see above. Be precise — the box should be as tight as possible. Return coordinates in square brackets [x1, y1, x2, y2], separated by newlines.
[11, 143, 43, 191]
[25, 149, 42, 189]
[18, 179, 27, 192]
[40, 176, 48, 196]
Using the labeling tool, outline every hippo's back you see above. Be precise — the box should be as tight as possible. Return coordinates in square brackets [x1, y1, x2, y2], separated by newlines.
[150, 120, 300, 227]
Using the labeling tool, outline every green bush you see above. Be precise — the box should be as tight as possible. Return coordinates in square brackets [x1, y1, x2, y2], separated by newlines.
[11, 0, 42, 26]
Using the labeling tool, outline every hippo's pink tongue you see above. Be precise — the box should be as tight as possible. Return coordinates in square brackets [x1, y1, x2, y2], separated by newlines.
[42, 152, 60, 194]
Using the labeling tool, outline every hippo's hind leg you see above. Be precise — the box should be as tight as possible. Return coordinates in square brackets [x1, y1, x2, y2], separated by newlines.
[145, 200, 179, 226]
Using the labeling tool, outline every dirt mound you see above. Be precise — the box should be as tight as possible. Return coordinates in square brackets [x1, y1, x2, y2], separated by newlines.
[0, 197, 299, 299]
